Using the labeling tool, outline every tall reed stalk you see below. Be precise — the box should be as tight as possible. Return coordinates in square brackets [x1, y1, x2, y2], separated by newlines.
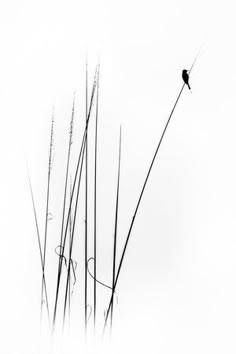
[56, 95, 75, 329]
[58, 93, 75, 251]
[52, 66, 99, 331]
[85, 57, 88, 333]
[63, 136, 86, 327]
[103, 53, 199, 333]
[41, 109, 54, 327]
[93, 64, 100, 331]
[110, 126, 122, 332]
[28, 174, 51, 329]
[68, 177, 73, 327]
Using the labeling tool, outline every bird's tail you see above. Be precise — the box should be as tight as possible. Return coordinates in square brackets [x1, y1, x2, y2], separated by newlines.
[187, 83, 191, 90]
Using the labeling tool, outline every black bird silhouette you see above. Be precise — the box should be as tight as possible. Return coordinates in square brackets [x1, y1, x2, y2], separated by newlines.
[182, 69, 191, 90]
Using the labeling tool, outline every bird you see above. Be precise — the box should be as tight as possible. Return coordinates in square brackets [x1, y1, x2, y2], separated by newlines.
[182, 69, 191, 90]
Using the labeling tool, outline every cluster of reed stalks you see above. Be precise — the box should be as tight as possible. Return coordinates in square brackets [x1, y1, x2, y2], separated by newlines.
[29, 53, 199, 338]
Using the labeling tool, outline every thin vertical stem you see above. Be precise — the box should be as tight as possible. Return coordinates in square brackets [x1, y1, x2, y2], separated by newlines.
[28, 173, 51, 330]
[59, 93, 75, 250]
[63, 133, 86, 326]
[85, 56, 88, 333]
[68, 176, 73, 327]
[52, 95, 74, 332]
[110, 126, 122, 332]
[93, 64, 100, 332]
[41, 109, 54, 326]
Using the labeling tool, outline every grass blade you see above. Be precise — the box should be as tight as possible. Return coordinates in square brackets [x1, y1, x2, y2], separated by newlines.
[52, 65, 99, 332]
[85, 56, 88, 334]
[110, 126, 122, 332]
[41, 109, 54, 328]
[93, 63, 100, 332]
[28, 173, 51, 330]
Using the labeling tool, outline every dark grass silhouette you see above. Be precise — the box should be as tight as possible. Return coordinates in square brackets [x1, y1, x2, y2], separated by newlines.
[41, 110, 54, 331]
[28, 173, 51, 330]
[93, 65, 99, 332]
[52, 65, 99, 332]
[85, 57, 89, 334]
[58, 96, 75, 327]
[110, 126, 122, 333]
[62, 132, 87, 328]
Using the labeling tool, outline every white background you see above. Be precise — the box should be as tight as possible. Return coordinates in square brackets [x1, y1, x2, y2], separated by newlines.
[1, 0, 236, 353]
